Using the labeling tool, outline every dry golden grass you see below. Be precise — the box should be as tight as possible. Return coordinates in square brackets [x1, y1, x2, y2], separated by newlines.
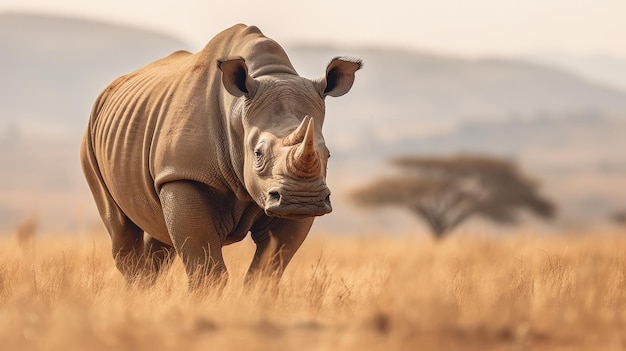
[1, 231, 625, 350]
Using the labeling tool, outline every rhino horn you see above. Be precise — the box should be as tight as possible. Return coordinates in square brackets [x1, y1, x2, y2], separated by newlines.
[287, 118, 321, 178]
[283, 115, 310, 146]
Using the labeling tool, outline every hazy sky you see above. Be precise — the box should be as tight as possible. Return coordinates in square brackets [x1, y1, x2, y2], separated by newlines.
[2, 0, 626, 58]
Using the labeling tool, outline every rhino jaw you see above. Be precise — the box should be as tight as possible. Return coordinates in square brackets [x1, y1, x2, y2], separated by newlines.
[264, 186, 332, 219]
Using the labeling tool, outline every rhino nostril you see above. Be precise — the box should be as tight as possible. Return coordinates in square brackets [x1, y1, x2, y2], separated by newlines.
[269, 191, 281, 202]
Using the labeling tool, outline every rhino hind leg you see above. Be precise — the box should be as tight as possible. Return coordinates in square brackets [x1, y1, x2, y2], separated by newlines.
[90, 190, 152, 284]
[108, 219, 149, 283]
[82, 133, 152, 283]
[104, 213, 172, 285]
[144, 236, 176, 277]
[100, 208, 171, 285]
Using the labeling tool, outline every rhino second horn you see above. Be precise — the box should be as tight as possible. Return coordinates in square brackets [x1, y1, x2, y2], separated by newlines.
[283, 115, 310, 146]
[287, 118, 321, 178]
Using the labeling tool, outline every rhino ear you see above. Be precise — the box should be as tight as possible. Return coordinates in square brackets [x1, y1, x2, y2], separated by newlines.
[320, 57, 362, 97]
[217, 57, 257, 97]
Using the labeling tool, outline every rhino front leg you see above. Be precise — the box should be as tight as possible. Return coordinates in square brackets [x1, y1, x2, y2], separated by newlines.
[159, 181, 227, 289]
[246, 218, 313, 283]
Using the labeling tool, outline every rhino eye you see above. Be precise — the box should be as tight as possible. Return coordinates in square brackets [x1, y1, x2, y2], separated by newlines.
[254, 149, 263, 162]
[253, 145, 265, 171]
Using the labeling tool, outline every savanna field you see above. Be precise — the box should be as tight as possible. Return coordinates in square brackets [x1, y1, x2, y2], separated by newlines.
[1, 230, 625, 351]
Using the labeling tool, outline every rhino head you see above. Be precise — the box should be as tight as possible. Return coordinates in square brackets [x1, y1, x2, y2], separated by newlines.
[218, 57, 361, 219]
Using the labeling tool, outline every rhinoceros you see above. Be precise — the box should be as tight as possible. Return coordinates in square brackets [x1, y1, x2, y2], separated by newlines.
[80, 24, 361, 286]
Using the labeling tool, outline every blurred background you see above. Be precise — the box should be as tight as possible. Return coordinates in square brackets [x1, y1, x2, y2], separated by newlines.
[1, 1, 625, 237]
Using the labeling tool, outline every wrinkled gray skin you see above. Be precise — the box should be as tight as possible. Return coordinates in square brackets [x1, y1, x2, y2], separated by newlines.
[80, 24, 361, 286]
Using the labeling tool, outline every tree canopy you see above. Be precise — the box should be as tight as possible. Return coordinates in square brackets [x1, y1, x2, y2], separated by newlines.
[350, 155, 555, 238]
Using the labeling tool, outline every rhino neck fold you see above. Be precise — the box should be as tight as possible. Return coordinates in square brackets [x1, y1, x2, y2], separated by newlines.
[219, 93, 253, 203]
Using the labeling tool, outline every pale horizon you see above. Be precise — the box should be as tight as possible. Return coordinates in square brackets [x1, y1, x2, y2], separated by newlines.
[2, 0, 626, 59]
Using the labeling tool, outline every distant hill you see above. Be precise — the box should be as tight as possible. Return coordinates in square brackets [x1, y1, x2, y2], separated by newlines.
[528, 53, 626, 93]
[0, 12, 189, 136]
[1, 13, 625, 233]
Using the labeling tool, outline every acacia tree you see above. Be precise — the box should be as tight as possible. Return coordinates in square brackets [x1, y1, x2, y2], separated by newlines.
[610, 210, 626, 225]
[350, 155, 555, 238]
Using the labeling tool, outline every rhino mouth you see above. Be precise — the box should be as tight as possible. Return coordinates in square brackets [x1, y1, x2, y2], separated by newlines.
[264, 187, 332, 219]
